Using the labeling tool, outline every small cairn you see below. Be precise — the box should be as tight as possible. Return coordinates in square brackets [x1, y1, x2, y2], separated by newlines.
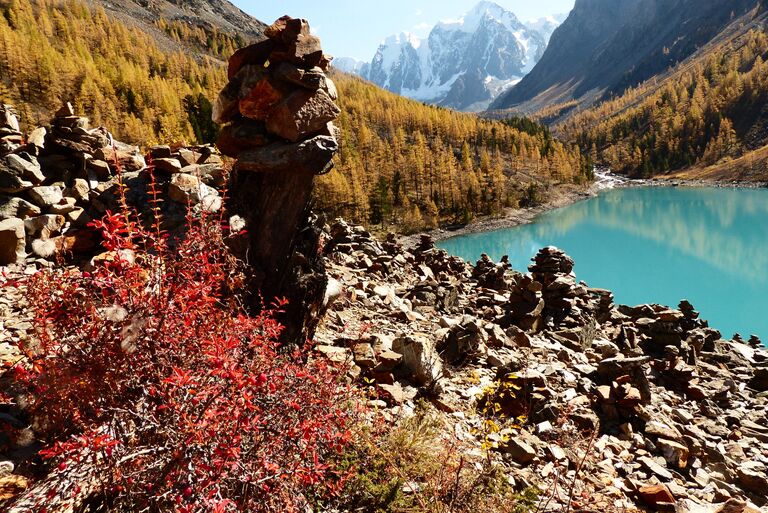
[213, 16, 341, 342]
[504, 274, 545, 331]
[0, 105, 23, 152]
[472, 253, 510, 291]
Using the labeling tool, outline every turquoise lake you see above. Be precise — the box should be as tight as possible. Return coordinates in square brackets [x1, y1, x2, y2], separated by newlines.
[437, 187, 768, 341]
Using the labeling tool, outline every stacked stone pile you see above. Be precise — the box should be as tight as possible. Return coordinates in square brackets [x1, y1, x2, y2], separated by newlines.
[0, 103, 227, 266]
[212, 15, 339, 167]
[472, 253, 511, 291]
[210, 16, 344, 342]
[318, 231, 768, 511]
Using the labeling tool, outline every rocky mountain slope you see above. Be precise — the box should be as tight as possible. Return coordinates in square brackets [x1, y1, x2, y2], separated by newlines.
[490, 0, 766, 118]
[338, 2, 561, 112]
[560, 16, 768, 179]
[89, 0, 265, 51]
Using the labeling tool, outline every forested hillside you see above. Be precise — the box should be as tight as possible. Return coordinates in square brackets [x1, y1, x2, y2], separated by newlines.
[0, 0, 589, 232]
[318, 73, 589, 231]
[560, 25, 768, 178]
[0, 0, 232, 144]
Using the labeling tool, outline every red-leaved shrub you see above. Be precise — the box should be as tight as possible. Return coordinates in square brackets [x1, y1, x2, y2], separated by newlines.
[13, 194, 356, 512]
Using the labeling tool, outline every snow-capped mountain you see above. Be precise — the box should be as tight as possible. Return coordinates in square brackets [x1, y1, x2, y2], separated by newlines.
[332, 57, 369, 76]
[335, 1, 563, 112]
[526, 13, 568, 44]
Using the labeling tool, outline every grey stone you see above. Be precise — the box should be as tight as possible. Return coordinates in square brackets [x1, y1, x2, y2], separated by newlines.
[0, 196, 40, 220]
[29, 185, 64, 208]
[392, 334, 443, 388]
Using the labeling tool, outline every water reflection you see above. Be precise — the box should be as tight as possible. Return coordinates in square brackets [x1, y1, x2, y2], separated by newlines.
[439, 187, 768, 339]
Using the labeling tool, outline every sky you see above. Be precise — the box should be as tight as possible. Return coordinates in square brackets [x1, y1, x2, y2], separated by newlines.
[232, 1, 576, 60]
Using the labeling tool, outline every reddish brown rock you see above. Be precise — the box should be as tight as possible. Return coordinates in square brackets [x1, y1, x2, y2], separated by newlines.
[235, 135, 337, 175]
[269, 34, 324, 68]
[0, 218, 25, 265]
[239, 74, 285, 121]
[216, 120, 271, 158]
[264, 16, 310, 44]
[265, 88, 340, 142]
[227, 39, 274, 79]
[272, 62, 326, 90]
[638, 484, 675, 507]
[318, 54, 333, 71]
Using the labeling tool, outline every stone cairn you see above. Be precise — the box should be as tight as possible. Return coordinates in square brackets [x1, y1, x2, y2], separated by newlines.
[212, 16, 340, 343]
[0, 103, 226, 267]
[499, 247, 615, 332]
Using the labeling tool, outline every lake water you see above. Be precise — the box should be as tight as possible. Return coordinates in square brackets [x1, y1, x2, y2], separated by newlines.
[438, 187, 768, 341]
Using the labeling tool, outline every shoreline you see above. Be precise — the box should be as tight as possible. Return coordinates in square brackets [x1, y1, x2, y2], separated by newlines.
[403, 171, 768, 247]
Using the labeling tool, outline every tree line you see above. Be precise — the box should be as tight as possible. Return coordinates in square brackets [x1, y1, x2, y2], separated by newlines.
[561, 29, 768, 177]
[0, 0, 590, 233]
[317, 73, 590, 232]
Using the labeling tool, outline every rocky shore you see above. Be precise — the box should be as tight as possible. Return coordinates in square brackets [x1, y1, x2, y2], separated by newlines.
[402, 182, 596, 245]
[317, 220, 768, 512]
[408, 169, 768, 248]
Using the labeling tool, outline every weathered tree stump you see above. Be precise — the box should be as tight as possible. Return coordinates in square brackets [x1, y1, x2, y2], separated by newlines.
[214, 16, 340, 343]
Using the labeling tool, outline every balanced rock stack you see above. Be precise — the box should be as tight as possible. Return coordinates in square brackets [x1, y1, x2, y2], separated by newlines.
[213, 16, 340, 342]
[0, 103, 227, 266]
[0, 105, 22, 153]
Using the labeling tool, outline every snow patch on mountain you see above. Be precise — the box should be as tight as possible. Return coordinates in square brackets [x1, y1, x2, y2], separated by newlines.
[338, 1, 564, 112]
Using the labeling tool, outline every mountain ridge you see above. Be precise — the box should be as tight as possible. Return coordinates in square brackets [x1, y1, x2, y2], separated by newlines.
[336, 1, 563, 112]
[490, 0, 766, 119]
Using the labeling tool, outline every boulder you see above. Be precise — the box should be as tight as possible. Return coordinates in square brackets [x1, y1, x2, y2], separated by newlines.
[264, 16, 324, 68]
[235, 135, 338, 175]
[238, 67, 286, 120]
[498, 436, 536, 464]
[0, 218, 25, 265]
[5, 154, 45, 184]
[66, 178, 90, 204]
[87, 159, 112, 180]
[216, 120, 271, 158]
[177, 149, 198, 167]
[265, 88, 340, 142]
[168, 173, 219, 206]
[153, 158, 183, 174]
[392, 334, 443, 388]
[48, 197, 78, 215]
[1, 105, 20, 132]
[638, 484, 675, 507]
[27, 127, 47, 149]
[28, 185, 64, 208]
[748, 368, 768, 391]
[272, 62, 327, 90]
[0, 159, 34, 193]
[0, 196, 40, 220]
[148, 145, 173, 159]
[228, 39, 274, 79]
[737, 461, 768, 494]
[656, 438, 690, 469]
[24, 214, 65, 239]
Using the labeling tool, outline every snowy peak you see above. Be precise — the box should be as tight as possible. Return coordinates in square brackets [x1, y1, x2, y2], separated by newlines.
[337, 2, 563, 112]
[526, 13, 568, 43]
[333, 57, 367, 75]
[437, 1, 524, 34]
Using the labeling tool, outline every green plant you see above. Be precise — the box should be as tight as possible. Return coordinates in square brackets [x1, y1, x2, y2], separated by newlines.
[335, 402, 535, 513]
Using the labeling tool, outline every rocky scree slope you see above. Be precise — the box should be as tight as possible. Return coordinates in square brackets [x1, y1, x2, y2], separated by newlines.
[89, 0, 265, 52]
[315, 220, 768, 512]
[490, 0, 766, 119]
[341, 1, 559, 112]
[0, 103, 228, 267]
